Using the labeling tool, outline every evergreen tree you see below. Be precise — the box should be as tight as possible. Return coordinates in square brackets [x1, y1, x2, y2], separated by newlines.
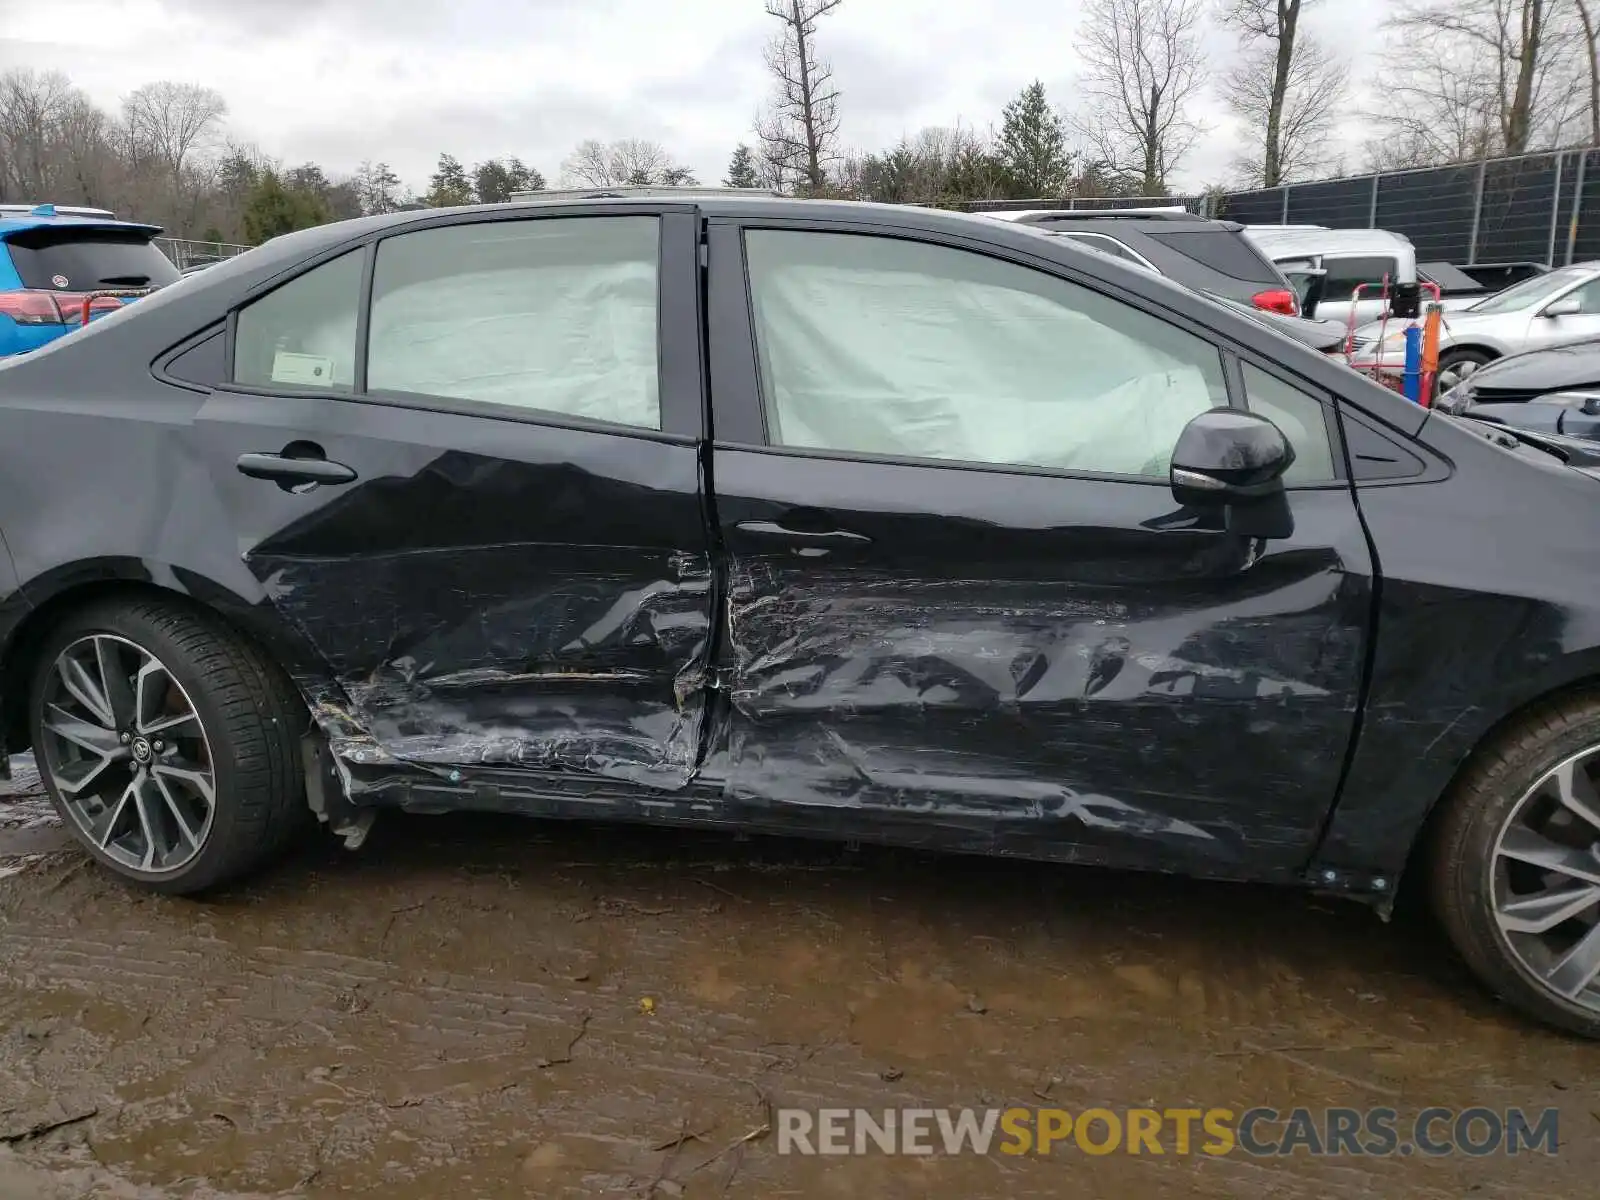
[424, 153, 473, 206]
[241, 170, 329, 244]
[996, 81, 1072, 197]
[474, 156, 545, 203]
[724, 144, 760, 189]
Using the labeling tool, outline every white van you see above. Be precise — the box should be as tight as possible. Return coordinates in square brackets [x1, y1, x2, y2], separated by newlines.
[1244, 227, 1422, 327]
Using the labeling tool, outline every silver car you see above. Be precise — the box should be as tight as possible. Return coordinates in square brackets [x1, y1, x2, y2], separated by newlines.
[1357, 262, 1600, 392]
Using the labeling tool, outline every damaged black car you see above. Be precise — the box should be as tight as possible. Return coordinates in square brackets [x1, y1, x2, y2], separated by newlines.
[3, 197, 1600, 1037]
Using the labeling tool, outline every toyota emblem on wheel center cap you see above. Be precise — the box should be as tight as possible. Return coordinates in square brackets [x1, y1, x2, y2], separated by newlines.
[131, 736, 152, 763]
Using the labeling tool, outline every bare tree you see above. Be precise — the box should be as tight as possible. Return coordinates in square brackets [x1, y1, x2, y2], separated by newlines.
[1075, 0, 1207, 195]
[121, 81, 226, 182]
[559, 138, 696, 187]
[1372, 0, 1586, 165]
[1577, 0, 1600, 145]
[1220, 0, 1345, 187]
[0, 71, 116, 203]
[755, 0, 843, 194]
[833, 124, 1011, 206]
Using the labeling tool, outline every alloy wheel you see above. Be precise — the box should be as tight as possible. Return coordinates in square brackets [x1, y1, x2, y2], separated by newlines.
[1491, 746, 1600, 1013]
[1437, 359, 1481, 393]
[37, 634, 216, 876]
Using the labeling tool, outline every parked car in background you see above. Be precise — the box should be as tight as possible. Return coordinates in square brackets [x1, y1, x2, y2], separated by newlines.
[1418, 260, 1492, 303]
[1460, 262, 1551, 292]
[0, 204, 117, 220]
[14, 197, 1600, 1036]
[1435, 338, 1600, 440]
[1022, 226, 1349, 355]
[1207, 293, 1350, 354]
[0, 204, 179, 356]
[1245, 226, 1420, 326]
[1356, 262, 1600, 394]
[985, 208, 1303, 315]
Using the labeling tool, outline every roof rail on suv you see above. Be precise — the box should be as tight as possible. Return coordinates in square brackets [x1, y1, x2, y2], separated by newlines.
[510, 185, 785, 202]
[1013, 209, 1210, 224]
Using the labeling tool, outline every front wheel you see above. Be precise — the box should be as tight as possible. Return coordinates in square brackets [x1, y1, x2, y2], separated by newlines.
[28, 597, 309, 894]
[1435, 349, 1491, 399]
[1431, 694, 1600, 1037]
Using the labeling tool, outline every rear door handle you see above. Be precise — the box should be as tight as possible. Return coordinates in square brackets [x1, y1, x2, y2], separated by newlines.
[236, 450, 358, 487]
[734, 519, 872, 545]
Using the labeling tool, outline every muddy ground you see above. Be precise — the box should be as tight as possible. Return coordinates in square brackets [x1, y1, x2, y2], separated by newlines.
[1, 759, 1597, 1198]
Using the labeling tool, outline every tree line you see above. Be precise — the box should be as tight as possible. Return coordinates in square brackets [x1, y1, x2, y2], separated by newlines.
[0, 0, 1595, 244]
[750, 0, 1600, 202]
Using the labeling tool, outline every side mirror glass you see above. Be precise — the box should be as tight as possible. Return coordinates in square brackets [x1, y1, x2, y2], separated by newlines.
[1544, 296, 1581, 318]
[1170, 408, 1296, 540]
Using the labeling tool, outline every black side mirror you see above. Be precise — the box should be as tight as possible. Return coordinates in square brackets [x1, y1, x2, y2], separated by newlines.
[1170, 408, 1295, 539]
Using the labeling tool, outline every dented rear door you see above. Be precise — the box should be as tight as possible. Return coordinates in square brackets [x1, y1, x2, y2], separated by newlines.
[194, 207, 714, 791]
[702, 218, 1373, 872]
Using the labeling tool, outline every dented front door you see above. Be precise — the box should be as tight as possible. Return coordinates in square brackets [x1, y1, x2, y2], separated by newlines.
[703, 220, 1373, 872]
[194, 208, 715, 791]
[709, 458, 1372, 871]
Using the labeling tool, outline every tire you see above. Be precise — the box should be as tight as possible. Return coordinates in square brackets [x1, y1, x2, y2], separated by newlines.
[28, 596, 309, 894]
[1430, 693, 1600, 1037]
[1435, 349, 1492, 399]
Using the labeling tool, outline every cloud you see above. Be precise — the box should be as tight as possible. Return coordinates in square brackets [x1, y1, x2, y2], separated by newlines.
[0, 0, 1392, 194]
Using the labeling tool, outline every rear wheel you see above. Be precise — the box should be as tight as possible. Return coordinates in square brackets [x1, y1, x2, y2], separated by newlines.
[1431, 695, 1600, 1037]
[28, 598, 308, 894]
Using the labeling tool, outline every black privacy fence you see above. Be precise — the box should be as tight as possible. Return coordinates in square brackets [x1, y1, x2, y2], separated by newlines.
[966, 149, 1600, 267]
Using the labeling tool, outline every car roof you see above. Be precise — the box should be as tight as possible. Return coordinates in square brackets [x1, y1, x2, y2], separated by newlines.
[1244, 226, 1413, 256]
[0, 215, 163, 239]
[298, 194, 1062, 240]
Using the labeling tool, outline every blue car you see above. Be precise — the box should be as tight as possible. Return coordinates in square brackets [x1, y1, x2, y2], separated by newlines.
[0, 204, 180, 356]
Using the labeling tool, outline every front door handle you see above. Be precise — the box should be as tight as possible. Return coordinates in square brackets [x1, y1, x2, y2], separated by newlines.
[734, 519, 872, 545]
[236, 449, 358, 488]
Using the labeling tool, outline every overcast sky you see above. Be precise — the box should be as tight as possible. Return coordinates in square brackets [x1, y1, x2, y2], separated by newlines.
[2, 0, 1389, 194]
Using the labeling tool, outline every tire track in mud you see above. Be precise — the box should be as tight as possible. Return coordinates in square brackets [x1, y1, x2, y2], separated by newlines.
[0, 820, 1597, 1198]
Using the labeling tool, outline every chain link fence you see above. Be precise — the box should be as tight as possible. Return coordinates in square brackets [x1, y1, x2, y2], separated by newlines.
[155, 237, 251, 270]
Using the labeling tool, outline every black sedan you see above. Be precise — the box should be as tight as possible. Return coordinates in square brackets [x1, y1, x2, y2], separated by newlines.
[3, 198, 1600, 1037]
[1438, 337, 1600, 440]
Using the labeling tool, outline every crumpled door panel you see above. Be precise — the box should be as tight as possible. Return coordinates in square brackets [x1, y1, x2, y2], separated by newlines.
[704, 456, 1373, 870]
[191, 389, 715, 797]
[257, 545, 713, 790]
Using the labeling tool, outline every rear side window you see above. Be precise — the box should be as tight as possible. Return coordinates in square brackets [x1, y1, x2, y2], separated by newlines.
[1142, 229, 1284, 284]
[1321, 255, 1401, 297]
[366, 216, 660, 429]
[5, 227, 180, 291]
[233, 249, 362, 392]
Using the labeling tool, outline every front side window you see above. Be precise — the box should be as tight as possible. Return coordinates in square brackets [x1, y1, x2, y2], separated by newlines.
[1240, 363, 1336, 484]
[743, 230, 1228, 478]
[232, 249, 362, 391]
[1560, 277, 1600, 314]
[366, 216, 660, 429]
[1470, 266, 1589, 314]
